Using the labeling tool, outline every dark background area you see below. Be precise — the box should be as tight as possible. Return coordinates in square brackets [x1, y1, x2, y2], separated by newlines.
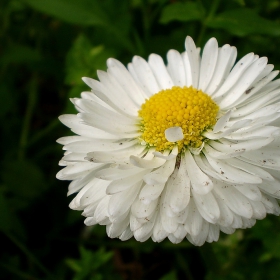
[1, 0, 280, 279]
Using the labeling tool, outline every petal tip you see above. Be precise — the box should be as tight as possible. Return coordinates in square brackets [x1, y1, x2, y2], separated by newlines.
[165, 126, 184, 142]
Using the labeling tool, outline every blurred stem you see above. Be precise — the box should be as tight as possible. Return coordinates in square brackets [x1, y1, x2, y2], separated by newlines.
[28, 119, 60, 147]
[197, 0, 221, 45]
[141, 0, 167, 49]
[142, 0, 151, 46]
[176, 251, 194, 280]
[133, 30, 146, 56]
[199, 243, 220, 275]
[0, 262, 39, 280]
[18, 74, 38, 160]
[4, 232, 53, 277]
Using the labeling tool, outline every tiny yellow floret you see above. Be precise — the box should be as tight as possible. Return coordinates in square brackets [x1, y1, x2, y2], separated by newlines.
[138, 86, 219, 152]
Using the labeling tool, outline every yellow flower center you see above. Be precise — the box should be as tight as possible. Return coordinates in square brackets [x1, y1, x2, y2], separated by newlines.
[138, 86, 219, 152]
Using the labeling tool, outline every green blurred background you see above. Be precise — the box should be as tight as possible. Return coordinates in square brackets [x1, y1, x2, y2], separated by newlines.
[1, 0, 280, 279]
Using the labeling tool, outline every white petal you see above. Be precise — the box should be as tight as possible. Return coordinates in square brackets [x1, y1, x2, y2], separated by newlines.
[143, 154, 176, 185]
[212, 110, 232, 133]
[227, 157, 274, 181]
[233, 184, 262, 202]
[80, 91, 117, 111]
[184, 199, 203, 236]
[212, 53, 256, 98]
[119, 227, 134, 241]
[134, 213, 156, 242]
[153, 150, 177, 160]
[131, 198, 158, 219]
[130, 215, 142, 231]
[214, 182, 253, 219]
[220, 226, 235, 235]
[106, 216, 130, 238]
[225, 126, 280, 141]
[78, 112, 138, 136]
[168, 160, 191, 213]
[160, 211, 178, 234]
[199, 38, 218, 91]
[206, 224, 220, 243]
[139, 183, 165, 203]
[106, 169, 148, 195]
[57, 135, 90, 145]
[214, 193, 234, 227]
[185, 36, 200, 88]
[106, 58, 146, 106]
[95, 166, 144, 181]
[261, 194, 280, 215]
[184, 150, 213, 195]
[130, 55, 160, 96]
[250, 200, 266, 219]
[206, 44, 237, 95]
[148, 54, 174, 89]
[230, 70, 279, 109]
[187, 221, 209, 246]
[240, 148, 280, 170]
[152, 215, 168, 242]
[74, 98, 135, 125]
[65, 139, 137, 153]
[205, 137, 274, 159]
[67, 171, 96, 196]
[82, 77, 137, 116]
[173, 224, 188, 241]
[258, 179, 280, 199]
[59, 114, 118, 139]
[94, 196, 110, 223]
[204, 119, 252, 140]
[165, 126, 184, 142]
[108, 181, 142, 218]
[219, 57, 268, 109]
[204, 155, 262, 184]
[167, 49, 186, 87]
[130, 154, 166, 169]
[181, 52, 192, 87]
[56, 162, 104, 180]
[87, 145, 145, 164]
[192, 191, 220, 223]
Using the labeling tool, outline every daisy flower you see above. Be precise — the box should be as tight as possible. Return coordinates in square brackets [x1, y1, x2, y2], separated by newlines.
[57, 36, 280, 245]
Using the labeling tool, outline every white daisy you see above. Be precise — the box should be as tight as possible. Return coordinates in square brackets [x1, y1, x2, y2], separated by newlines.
[57, 36, 280, 245]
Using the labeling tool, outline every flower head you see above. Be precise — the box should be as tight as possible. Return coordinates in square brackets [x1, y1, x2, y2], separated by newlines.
[57, 36, 280, 245]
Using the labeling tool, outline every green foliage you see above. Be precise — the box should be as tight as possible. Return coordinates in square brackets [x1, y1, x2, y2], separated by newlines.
[65, 247, 114, 280]
[207, 8, 280, 36]
[65, 34, 114, 86]
[160, 270, 178, 280]
[1, 0, 280, 279]
[24, 0, 108, 26]
[2, 160, 47, 202]
[160, 2, 205, 24]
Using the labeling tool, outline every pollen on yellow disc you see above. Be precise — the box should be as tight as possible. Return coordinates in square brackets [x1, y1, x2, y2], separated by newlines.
[138, 86, 219, 152]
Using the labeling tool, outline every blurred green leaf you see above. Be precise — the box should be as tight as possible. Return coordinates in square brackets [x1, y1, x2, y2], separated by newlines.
[1, 160, 47, 202]
[0, 44, 41, 66]
[65, 34, 114, 86]
[160, 270, 178, 280]
[250, 218, 280, 259]
[64, 34, 115, 113]
[23, 0, 108, 26]
[159, 2, 204, 24]
[23, 0, 134, 52]
[0, 84, 15, 118]
[0, 190, 13, 232]
[0, 188, 26, 238]
[66, 247, 113, 280]
[207, 8, 280, 36]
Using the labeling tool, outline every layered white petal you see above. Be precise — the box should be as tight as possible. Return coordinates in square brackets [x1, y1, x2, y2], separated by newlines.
[57, 35, 280, 245]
